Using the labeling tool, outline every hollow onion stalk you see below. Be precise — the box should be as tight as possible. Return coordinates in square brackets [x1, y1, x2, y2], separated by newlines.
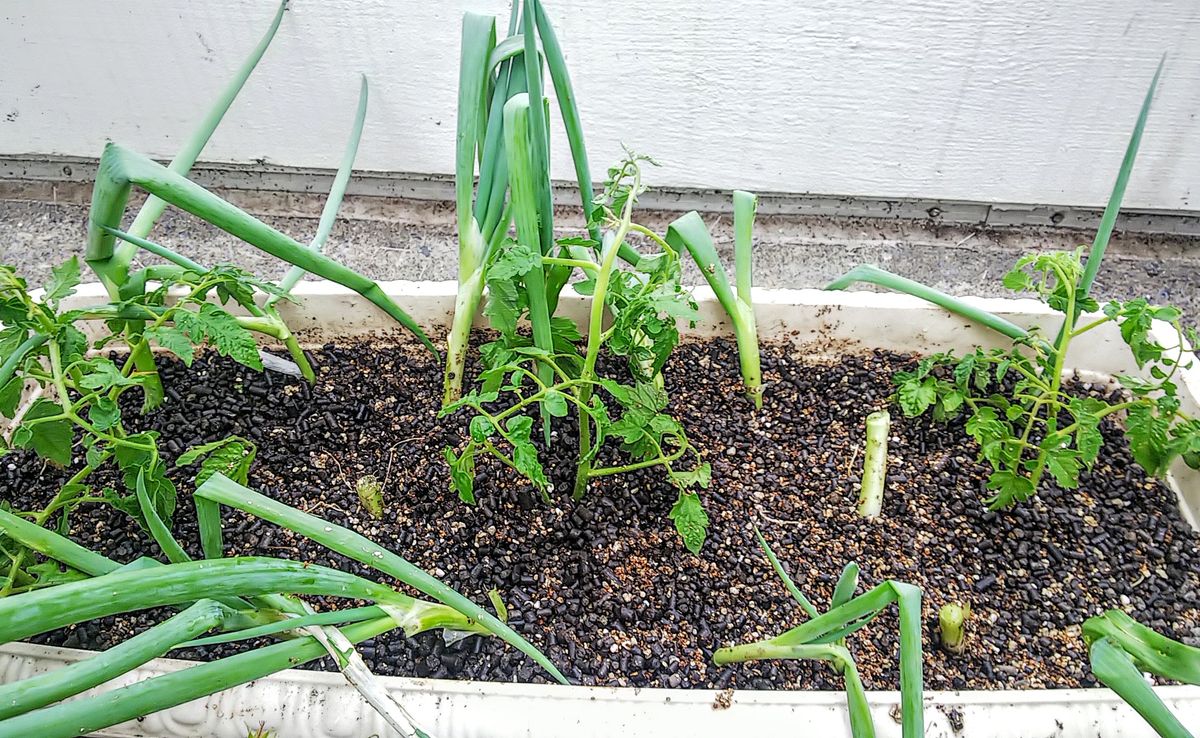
[857, 410, 890, 519]
[0, 616, 398, 738]
[1084, 609, 1200, 738]
[1058, 56, 1163, 343]
[0, 557, 404, 644]
[195, 473, 568, 684]
[86, 143, 435, 355]
[938, 602, 971, 656]
[91, 1, 288, 409]
[666, 200, 763, 408]
[269, 74, 371, 305]
[715, 533, 923, 738]
[826, 264, 1031, 341]
[826, 60, 1164, 357]
[0, 600, 227, 721]
[504, 93, 557, 431]
[443, 12, 500, 405]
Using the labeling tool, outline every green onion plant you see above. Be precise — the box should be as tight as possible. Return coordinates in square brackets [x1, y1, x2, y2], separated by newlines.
[666, 191, 763, 408]
[826, 59, 1200, 509]
[0, 473, 563, 737]
[442, 1, 640, 406]
[1084, 610, 1200, 738]
[715, 528, 924, 738]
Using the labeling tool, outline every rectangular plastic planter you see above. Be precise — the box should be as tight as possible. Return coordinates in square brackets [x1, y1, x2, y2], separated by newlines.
[2, 280, 1198, 738]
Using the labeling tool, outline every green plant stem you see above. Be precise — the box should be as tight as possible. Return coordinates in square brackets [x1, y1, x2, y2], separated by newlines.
[443, 12, 497, 406]
[587, 444, 688, 477]
[1089, 638, 1193, 738]
[0, 507, 118, 578]
[825, 265, 1031, 342]
[938, 602, 971, 656]
[0, 333, 48, 388]
[1074, 58, 1164, 308]
[542, 256, 599, 273]
[666, 210, 763, 407]
[713, 642, 874, 738]
[271, 75, 369, 304]
[503, 93, 556, 442]
[98, 226, 206, 274]
[753, 526, 820, 618]
[86, 144, 436, 356]
[0, 557, 405, 644]
[1026, 272, 1077, 490]
[573, 181, 639, 500]
[180, 605, 384, 648]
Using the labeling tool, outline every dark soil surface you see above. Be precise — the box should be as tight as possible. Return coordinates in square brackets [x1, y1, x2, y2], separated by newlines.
[8, 338, 1200, 691]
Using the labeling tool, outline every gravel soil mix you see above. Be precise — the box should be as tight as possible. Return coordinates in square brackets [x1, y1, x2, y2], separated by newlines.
[7, 337, 1200, 692]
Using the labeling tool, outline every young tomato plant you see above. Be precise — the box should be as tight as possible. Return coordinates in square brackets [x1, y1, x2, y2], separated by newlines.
[892, 248, 1199, 509]
[0, 259, 272, 594]
[442, 153, 712, 553]
[827, 60, 1200, 508]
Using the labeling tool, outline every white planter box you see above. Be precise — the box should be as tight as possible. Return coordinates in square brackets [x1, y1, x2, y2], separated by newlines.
[2, 281, 1198, 738]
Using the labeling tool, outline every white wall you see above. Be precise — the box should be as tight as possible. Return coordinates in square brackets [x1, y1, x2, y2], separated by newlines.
[1, 0, 1198, 210]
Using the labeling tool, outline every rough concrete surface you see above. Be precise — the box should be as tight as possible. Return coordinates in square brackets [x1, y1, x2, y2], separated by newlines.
[1, 192, 1197, 329]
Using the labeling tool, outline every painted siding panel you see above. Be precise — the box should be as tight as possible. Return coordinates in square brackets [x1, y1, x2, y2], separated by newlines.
[1, 0, 1197, 209]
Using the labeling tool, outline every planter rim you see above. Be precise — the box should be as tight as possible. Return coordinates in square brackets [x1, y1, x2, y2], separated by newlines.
[5, 640, 1200, 706]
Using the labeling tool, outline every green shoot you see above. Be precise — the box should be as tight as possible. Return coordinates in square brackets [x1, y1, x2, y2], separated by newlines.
[857, 410, 890, 519]
[87, 144, 434, 356]
[270, 74, 371, 304]
[1083, 610, 1200, 738]
[938, 602, 971, 656]
[1074, 56, 1165, 314]
[667, 192, 763, 408]
[716, 530, 923, 738]
[752, 525, 818, 618]
[825, 264, 1032, 342]
[443, 11, 500, 406]
[443, 154, 712, 553]
[356, 475, 384, 519]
